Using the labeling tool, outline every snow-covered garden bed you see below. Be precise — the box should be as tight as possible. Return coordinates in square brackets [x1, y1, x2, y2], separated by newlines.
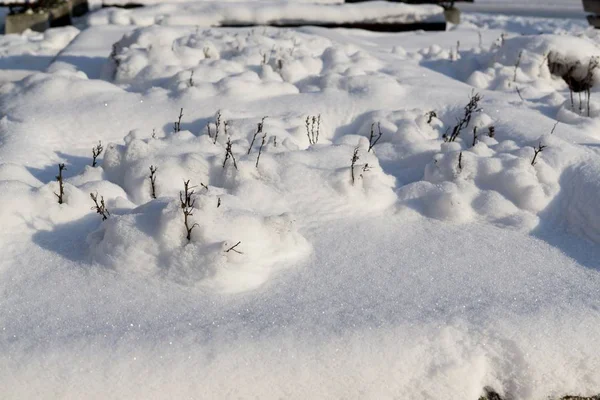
[1, 5, 600, 400]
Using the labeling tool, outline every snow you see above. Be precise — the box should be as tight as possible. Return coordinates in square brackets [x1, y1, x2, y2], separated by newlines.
[0, 26, 79, 82]
[1, 4, 600, 400]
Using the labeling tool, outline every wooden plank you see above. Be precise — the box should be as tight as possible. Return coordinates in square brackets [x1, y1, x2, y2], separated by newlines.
[220, 20, 446, 31]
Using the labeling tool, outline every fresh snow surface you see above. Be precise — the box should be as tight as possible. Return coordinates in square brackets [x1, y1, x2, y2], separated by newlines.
[87, 1, 444, 27]
[0, 27, 79, 82]
[1, 8, 600, 400]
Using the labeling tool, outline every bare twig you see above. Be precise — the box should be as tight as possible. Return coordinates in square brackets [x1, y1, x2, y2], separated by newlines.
[174, 108, 184, 132]
[214, 110, 222, 144]
[149, 165, 157, 199]
[458, 151, 463, 172]
[92, 141, 103, 167]
[54, 163, 66, 204]
[513, 50, 523, 82]
[180, 180, 195, 209]
[223, 137, 238, 170]
[531, 141, 547, 166]
[351, 146, 359, 185]
[426, 111, 437, 124]
[256, 132, 267, 168]
[550, 121, 559, 135]
[189, 70, 194, 87]
[180, 180, 198, 241]
[315, 114, 321, 144]
[368, 122, 383, 152]
[225, 241, 243, 254]
[446, 91, 482, 142]
[305, 114, 321, 145]
[90, 192, 110, 220]
[472, 126, 478, 147]
[248, 116, 267, 154]
[516, 86, 524, 101]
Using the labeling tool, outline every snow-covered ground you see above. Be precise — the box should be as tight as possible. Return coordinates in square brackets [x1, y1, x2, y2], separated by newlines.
[1, 2, 600, 400]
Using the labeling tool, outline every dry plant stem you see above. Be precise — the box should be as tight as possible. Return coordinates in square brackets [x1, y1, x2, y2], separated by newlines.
[472, 126, 478, 147]
[90, 192, 110, 220]
[180, 180, 198, 241]
[214, 110, 222, 144]
[92, 141, 103, 167]
[149, 165, 157, 199]
[174, 108, 184, 132]
[305, 114, 321, 145]
[256, 132, 267, 168]
[223, 138, 238, 170]
[305, 116, 312, 144]
[225, 241, 243, 254]
[531, 142, 547, 166]
[248, 116, 267, 154]
[351, 147, 359, 185]
[446, 91, 482, 142]
[516, 86, 524, 101]
[586, 57, 599, 116]
[513, 50, 523, 82]
[55, 163, 66, 204]
[458, 151, 463, 172]
[550, 121, 559, 135]
[426, 111, 437, 124]
[368, 122, 383, 152]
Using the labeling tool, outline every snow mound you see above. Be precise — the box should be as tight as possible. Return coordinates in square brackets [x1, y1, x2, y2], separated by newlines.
[348, 106, 560, 229]
[0, 26, 80, 82]
[106, 26, 330, 92]
[0, 163, 130, 234]
[87, 197, 310, 293]
[402, 137, 560, 229]
[547, 159, 600, 244]
[91, 116, 396, 291]
[422, 34, 600, 95]
[106, 25, 393, 96]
